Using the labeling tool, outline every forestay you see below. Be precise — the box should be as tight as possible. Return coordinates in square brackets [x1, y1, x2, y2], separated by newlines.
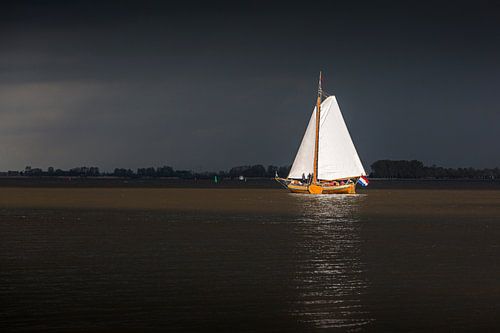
[287, 96, 366, 180]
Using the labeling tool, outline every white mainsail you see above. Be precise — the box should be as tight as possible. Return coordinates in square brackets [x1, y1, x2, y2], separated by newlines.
[288, 96, 366, 180]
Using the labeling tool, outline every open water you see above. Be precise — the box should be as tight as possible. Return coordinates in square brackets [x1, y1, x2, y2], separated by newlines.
[0, 183, 499, 331]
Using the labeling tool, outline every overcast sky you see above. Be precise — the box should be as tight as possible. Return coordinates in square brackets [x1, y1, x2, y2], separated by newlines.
[1, 0, 499, 171]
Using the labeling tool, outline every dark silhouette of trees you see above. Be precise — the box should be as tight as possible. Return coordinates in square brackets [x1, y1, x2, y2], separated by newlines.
[229, 165, 268, 178]
[4, 163, 291, 179]
[267, 165, 278, 177]
[69, 167, 100, 177]
[174, 170, 194, 179]
[9, 160, 498, 180]
[157, 166, 175, 177]
[370, 160, 500, 179]
[227, 164, 291, 178]
[277, 165, 291, 177]
[19, 166, 100, 177]
[137, 167, 156, 177]
[370, 160, 424, 178]
[113, 168, 134, 177]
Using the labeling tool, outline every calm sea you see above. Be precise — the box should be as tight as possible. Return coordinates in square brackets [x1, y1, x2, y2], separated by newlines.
[1, 182, 499, 332]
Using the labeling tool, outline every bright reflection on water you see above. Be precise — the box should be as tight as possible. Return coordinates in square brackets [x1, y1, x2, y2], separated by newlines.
[289, 194, 372, 330]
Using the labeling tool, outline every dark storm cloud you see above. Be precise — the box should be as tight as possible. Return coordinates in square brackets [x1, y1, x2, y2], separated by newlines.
[1, 0, 499, 171]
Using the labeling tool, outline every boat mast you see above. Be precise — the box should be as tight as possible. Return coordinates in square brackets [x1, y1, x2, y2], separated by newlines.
[312, 71, 322, 184]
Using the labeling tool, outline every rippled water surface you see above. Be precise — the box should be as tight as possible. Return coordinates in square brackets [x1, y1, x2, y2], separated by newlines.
[1, 186, 499, 331]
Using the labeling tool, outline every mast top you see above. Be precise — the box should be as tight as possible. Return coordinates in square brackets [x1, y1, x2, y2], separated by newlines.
[317, 71, 323, 100]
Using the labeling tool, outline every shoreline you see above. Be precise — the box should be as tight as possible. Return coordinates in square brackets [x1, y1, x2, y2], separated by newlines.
[0, 177, 498, 190]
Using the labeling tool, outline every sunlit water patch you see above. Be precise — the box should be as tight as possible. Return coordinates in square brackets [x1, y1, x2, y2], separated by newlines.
[288, 194, 373, 330]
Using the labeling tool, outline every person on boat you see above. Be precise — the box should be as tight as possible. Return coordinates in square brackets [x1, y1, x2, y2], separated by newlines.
[301, 173, 306, 183]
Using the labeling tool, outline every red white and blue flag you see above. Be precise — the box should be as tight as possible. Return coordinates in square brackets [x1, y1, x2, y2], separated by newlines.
[357, 176, 369, 187]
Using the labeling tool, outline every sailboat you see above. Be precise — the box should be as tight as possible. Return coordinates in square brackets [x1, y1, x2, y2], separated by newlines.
[276, 72, 368, 194]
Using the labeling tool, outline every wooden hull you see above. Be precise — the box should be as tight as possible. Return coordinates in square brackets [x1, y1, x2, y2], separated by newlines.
[287, 182, 356, 194]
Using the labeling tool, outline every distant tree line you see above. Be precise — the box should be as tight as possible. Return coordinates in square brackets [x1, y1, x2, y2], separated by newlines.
[6, 166, 101, 177]
[0, 164, 292, 179]
[370, 160, 500, 179]
[3, 161, 498, 180]
[228, 165, 290, 178]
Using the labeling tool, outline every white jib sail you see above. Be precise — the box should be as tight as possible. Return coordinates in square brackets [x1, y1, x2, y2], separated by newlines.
[287, 96, 366, 180]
